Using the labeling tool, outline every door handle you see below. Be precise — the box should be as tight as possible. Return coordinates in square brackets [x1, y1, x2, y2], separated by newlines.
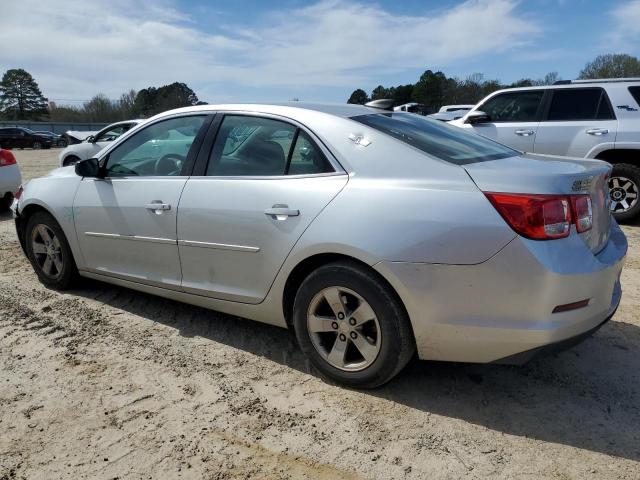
[264, 204, 300, 219]
[145, 202, 171, 211]
[514, 129, 535, 137]
[586, 128, 609, 136]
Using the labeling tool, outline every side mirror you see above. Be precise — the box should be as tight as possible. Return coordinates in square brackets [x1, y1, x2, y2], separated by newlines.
[465, 110, 491, 125]
[85, 135, 95, 143]
[75, 158, 101, 178]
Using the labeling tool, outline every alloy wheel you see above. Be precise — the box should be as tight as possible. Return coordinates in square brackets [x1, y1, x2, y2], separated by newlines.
[31, 224, 64, 279]
[32, 141, 42, 150]
[608, 176, 638, 213]
[307, 286, 381, 372]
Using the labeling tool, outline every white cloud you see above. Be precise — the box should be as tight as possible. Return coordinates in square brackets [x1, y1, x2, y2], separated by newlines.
[0, 0, 539, 103]
[609, 0, 640, 47]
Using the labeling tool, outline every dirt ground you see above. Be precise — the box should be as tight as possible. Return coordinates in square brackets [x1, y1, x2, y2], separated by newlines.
[1, 149, 638, 480]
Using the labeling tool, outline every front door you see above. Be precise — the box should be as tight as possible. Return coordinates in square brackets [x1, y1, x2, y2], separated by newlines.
[73, 114, 209, 288]
[178, 114, 347, 303]
[465, 89, 545, 152]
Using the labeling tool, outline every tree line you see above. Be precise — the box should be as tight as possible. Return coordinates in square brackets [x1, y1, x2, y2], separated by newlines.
[347, 53, 640, 109]
[0, 68, 205, 122]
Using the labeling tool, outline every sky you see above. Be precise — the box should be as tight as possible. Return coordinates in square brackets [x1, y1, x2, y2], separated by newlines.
[1, 0, 640, 105]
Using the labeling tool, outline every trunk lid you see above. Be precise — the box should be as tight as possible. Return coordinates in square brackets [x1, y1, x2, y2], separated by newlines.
[464, 153, 612, 253]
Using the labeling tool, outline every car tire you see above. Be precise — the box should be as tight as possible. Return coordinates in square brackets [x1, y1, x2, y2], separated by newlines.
[25, 211, 78, 290]
[609, 163, 640, 223]
[293, 261, 415, 389]
[32, 141, 42, 150]
[0, 193, 13, 211]
[63, 155, 80, 167]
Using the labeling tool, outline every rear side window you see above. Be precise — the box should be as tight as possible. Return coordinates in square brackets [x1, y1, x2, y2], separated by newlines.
[352, 113, 518, 165]
[547, 88, 615, 121]
[628, 86, 640, 107]
[479, 90, 544, 122]
[207, 115, 333, 177]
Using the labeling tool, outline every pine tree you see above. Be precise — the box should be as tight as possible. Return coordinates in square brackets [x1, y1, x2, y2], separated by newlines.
[0, 69, 48, 120]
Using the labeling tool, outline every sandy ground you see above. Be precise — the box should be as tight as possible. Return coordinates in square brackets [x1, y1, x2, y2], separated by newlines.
[0, 149, 639, 480]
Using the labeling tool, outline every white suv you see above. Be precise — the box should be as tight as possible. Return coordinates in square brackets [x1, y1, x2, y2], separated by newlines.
[450, 79, 640, 221]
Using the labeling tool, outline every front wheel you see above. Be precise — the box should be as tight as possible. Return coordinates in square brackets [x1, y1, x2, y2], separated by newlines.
[293, 261, 415, 388]
[609, 163, 640, 223]
[25, 212, 78, 289]
[32, 141, 42, 150]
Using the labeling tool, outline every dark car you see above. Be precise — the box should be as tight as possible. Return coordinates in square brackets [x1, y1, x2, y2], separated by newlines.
[0, 127, 54, 150]
[34, 131, 68, 147]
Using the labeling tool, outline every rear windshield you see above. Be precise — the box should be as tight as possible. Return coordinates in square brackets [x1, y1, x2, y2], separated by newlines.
[351, 113, 518, 165]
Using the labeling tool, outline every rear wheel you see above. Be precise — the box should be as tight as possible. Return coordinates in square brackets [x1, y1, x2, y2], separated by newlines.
[32, 141, 42, 150]
[293, 261, 415, 388]
[609, 163, 640, 223]
[25, 212, 78, 289]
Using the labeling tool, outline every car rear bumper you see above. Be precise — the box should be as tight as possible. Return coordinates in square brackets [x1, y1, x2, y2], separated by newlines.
[0, 164, 21, 197]
[374, 221, 627, 363]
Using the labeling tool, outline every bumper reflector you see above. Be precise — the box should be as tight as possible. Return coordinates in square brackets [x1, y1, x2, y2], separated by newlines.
[552, 299, 590, 314]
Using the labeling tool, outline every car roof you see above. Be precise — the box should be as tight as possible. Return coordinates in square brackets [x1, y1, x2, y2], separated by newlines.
[490, 79, 640, 95]
[157, 102, 384, 120]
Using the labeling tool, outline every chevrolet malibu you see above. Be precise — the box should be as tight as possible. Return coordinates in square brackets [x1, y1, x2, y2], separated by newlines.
[14, 103, 627, 388]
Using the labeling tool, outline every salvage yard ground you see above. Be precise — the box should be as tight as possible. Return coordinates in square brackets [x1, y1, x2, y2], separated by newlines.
[0, 149, 639, 479]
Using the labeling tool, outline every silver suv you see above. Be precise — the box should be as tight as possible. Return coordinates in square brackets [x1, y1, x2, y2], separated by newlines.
[451, 79, 640, 221]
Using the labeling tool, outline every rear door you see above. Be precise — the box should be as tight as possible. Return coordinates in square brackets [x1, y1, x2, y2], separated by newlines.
[177, 113, 347, 303]
[533, 87, 618, 157]
[74, 114, 210, 289]
[467, 90, 545, 152]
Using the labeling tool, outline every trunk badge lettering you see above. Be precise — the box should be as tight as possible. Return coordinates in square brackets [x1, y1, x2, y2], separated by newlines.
[572, 177, 593, 192]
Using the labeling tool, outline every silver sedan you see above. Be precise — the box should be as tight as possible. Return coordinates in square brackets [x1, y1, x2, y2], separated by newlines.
[14, 103, 627, 388]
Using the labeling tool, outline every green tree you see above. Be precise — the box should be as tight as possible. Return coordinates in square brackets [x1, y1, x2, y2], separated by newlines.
[370, 85, 390, 100]
[579, 54, 640, 79]
[134, 82, 200, 117]
[347, 88, 369, 104]
[392, 84, 414, 105]
[411, 70, 449, 109]
[0, 68, 48, 120]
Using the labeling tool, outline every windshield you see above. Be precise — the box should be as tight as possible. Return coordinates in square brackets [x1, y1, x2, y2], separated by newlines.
[351, 112, 518, 165]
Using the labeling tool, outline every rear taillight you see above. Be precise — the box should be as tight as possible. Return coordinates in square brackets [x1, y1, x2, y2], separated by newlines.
[485, 192, 592, 240]
[0, 149, 17, 167]
[571, 195, 593, 233]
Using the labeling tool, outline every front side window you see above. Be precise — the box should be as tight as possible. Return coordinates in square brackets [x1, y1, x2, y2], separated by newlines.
[95, 125, 128, 142]
[547, 88, 615, 121]
[352, 113, 518, 165]
[206, 115, 333, 176]
[479, 90, 544, 122]
[105, 115, 206, 177]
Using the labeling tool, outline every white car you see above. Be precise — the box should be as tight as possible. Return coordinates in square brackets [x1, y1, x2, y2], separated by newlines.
[59, 120, 143, 167]
[450, 78, 640, 221]
[0, 148, 22, 211]
[428, 104, 475, 122]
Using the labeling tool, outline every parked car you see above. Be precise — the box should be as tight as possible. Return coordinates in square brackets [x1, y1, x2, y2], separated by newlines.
[62, 130, 98, 146]
[0, 148, 21, 211]
[450, 78, 640, 221]
[15, 103, 626, 388]
[34, 131, 68, 147]
[428, 104, 475, 121]
[58, 120, 143, 166]
[393, 102, 432, 115]
[0, 127, 54, 150]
